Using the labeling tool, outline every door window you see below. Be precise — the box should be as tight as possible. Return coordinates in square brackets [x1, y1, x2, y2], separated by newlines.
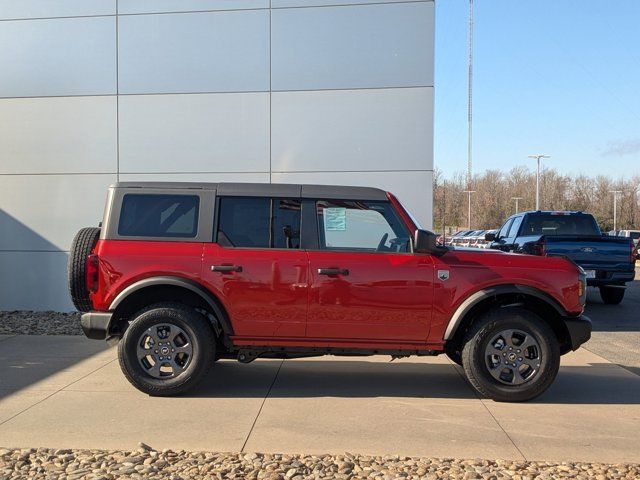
[506, 216, 523, 239]
[316, 200, 410, 252]
[216, 197, 301, 248]
[497, 218, 514, 240]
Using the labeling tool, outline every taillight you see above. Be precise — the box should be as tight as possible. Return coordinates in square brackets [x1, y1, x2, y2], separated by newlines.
[631, 241, 636, 263]
[86, 254, 99, 293]
[533, 239, 546, 256]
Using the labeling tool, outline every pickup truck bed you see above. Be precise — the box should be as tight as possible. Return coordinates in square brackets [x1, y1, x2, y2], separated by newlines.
[531, 235, 635, 286]
[489, 211, 635, 304]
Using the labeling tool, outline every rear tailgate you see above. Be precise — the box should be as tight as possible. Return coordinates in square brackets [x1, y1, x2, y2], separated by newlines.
[544, 235, 633, 271]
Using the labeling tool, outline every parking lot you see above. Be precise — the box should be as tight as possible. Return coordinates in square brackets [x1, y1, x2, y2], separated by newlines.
[0, 270, 638, 465]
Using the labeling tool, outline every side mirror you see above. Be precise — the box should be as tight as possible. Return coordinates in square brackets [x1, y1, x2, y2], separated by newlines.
[485, 232, 496, 242]
[414, 229, 448, 256]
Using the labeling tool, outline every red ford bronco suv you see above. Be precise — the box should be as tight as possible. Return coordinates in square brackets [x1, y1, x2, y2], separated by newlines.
[69, 182, 590, 402]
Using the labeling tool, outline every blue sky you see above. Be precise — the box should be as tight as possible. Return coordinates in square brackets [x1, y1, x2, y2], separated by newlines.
[434, 0, 640, 178]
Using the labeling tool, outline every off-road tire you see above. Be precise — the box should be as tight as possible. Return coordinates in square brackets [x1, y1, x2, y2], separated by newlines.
[461, 307, 560, 402]
[599, 286, 625, 305]
[118, 303, 216, 396]
[68, 227, 101, 312]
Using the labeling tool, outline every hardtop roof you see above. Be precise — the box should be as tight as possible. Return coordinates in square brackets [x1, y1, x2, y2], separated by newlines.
[111, 181, 389, 201]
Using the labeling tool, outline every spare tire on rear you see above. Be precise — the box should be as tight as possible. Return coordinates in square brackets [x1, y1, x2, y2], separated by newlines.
[68, 227, 101, 312]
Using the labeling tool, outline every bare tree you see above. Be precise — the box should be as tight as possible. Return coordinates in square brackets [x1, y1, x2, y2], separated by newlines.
[434, 168, 639, 231]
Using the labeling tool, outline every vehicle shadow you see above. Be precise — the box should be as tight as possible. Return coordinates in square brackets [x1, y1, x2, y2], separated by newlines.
[185, 358, 640, 405]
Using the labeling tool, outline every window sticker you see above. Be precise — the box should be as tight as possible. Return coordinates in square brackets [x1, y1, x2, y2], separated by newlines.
[324, 207, 347, 231]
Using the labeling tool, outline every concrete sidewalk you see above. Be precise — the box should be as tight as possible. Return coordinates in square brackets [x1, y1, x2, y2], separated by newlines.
[0, 335, 639, 464]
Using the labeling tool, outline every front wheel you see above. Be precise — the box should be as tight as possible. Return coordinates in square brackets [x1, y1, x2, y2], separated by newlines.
[599, 286, 625, 305]
[461, 307, 560, 402]
[118, 303, 216, 396]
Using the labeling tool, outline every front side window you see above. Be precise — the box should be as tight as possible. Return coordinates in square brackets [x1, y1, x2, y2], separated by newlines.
[216, 197, 301, 248]
[316, 200, 410, 252]
[118, 194, 199, 238]
[497, 218, 514, 239]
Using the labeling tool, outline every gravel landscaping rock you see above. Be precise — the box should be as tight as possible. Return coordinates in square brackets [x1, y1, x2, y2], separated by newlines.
[0, 446, 637, 479]
[0, 311, 81, 335]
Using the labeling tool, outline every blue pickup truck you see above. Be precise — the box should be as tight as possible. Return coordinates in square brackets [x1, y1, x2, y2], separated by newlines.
[486, 211, 636, 304]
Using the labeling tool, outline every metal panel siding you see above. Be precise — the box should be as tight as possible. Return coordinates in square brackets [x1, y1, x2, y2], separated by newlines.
[0, 0, 115, 20]
[271, 2, 434, 91]
[273, 0, 421, 6]
[0, 17, 116, 97]
[0, 174, 116, 251]
[0, 2, 434, 311]
[118, 10, 270, 94]
[119, 93, 269, 173]
[0, 96, 117, 174]
[118, 0, 268, 14]
[272, 170, 433, 228]
[0, 252, 73, 311]
[118, 173, 271, 183]
[272, 88, 433, 172]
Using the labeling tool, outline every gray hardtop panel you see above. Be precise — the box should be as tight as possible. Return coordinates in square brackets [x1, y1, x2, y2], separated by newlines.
[110, 182, 388, 201]
[216, 183, 302, 198]
[302, 184, 388, 201]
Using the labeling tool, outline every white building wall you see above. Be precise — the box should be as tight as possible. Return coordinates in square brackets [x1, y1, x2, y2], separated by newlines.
[0, 0, 434, 311]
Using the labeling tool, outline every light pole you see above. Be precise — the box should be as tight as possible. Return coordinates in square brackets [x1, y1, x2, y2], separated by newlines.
[463, 190, 476, 230]
[610, 190, 622, 232]
[528, 154, 551, 210]
[511, 197, 523, 213]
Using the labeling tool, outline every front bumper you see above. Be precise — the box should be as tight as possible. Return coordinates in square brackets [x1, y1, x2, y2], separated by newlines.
[80, 311, 113, 340]
[563, 315, 592, 351]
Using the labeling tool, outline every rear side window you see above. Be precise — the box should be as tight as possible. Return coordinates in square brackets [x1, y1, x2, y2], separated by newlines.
[521, 214, 600, 236]
[118, 194, 199, 238]
[216, 197, 301, 249]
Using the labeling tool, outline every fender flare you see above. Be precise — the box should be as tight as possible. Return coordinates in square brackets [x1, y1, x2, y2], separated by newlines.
[109, 276, 234, 335]
[443, 284, 568, 340]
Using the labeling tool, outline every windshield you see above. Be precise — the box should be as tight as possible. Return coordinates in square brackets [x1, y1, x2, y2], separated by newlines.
[521, 214, 600, 236]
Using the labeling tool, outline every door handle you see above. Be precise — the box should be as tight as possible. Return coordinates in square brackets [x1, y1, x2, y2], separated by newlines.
[211, 265, 242, 273]
[318, 268, 349, 276]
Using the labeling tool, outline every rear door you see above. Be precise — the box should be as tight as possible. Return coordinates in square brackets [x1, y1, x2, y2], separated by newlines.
[201, 195, 309, 338]
[305, 198, 434, 341]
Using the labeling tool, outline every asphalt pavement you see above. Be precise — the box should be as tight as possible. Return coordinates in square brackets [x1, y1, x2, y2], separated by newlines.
[583, 267, 640, 377]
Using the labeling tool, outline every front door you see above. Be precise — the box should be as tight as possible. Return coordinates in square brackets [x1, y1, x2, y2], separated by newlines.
[201, 196, 308, 338]
[306, 199, 434, 341]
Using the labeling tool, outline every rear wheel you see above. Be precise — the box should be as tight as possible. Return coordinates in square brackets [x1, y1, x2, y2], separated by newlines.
[68, 227, 101, 312]
[461, 307, 560, 402]
[118, 303, 216, 396]
[599, 286, 625, 305]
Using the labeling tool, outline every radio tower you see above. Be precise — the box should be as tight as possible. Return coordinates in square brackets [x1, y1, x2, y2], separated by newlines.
[467, 0, 474, 189]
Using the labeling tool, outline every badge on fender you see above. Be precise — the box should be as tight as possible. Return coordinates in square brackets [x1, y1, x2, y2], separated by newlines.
[438, 270, 450, 281]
